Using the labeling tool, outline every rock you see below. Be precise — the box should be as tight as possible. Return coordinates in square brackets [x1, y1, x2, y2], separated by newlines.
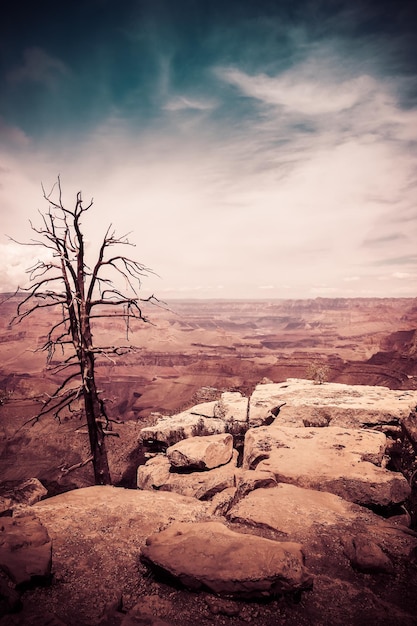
[204, 595, 241, 616]
[138, 452, 239, 499]
[121, 595, 175, 626]
[139, 392, 266, 453]
[249, 379, 417, 429]
[3, 482, 416, 626]
[141, 520, 313, 598]
[139, 411, 227, 450]
[0, 512, 52, 587]
[0, 478, 48, 516]
[226, 484, 417, 578]
[207, 488, 237, 516]
[249, 384, 291, 428]
[28, 487, 210, 624]
[207, 469, 278, 515]
[243, 424, 410, 507]
[213, 392, 249, 434]
[137, 455, 171, 490]
[234, 469, 277, 501]
[0, 575, 22, 615]
[402, 408, 417, 453]
[166, 433, 233, 470]
[343, 536, 394, 574]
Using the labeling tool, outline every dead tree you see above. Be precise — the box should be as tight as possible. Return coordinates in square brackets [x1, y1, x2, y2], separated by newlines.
[9, 178, 159, 485]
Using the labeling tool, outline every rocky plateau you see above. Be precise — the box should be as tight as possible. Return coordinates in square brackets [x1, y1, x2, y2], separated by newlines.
[1, 378, 417, 625]
[1, 297, 417, 625]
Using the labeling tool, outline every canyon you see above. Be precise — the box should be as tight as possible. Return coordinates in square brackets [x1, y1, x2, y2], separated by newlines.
[1, 295, 417, 491]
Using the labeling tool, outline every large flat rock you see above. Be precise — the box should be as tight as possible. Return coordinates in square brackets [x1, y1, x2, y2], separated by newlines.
[27, 487, 210, 623]
[141, 520, 312, 598]
[140, 392, 255, 451]
[227, 484, 417, 577]
[243, 424, 410, 507]
[213, 392, 249, 432]
[249, 379, 417, 428]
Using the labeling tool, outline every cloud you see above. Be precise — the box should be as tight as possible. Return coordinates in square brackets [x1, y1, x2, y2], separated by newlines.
[0, 241, 52, 292]
[392, 272, 412, 279]
[217, 66, 376, 115]
[0, 118, 31, 147]
[1, 36, 417, 299]
[371, 255, 417, 267]
[163, 95, 217, 111]
[7, 47, 69, 87]
[362, 234, 407, 247]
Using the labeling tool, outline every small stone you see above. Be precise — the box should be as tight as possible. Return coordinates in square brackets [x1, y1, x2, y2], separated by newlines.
[343, 536, 394, 574]
[205, 596, 241, 616]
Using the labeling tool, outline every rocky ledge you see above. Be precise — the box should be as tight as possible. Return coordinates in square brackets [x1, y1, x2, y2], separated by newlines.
[1, 379, 417, 625]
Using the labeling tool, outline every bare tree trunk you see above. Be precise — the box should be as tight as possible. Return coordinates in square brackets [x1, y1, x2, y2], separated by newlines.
[82, 351, 111, 485]
[9, 179, 158, 486]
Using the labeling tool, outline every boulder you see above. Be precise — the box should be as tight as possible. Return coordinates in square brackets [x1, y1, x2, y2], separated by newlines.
[166, 433, 233, 470]
[249, 379, 417, 429]
[0, 478, 48, 516]
[0, 512, 52, 587]
[141, 520, 313, 598]
[137, 452, 238, 500]
[137, 455, 172, 490]
[243, 424, 410, 507]
[227, 484, 416, 577]
[4, 483, 416, 626]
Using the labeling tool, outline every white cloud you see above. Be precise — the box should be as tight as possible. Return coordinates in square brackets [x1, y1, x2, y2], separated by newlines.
[0, 241, 52, 291]
[218, 67, 376, 115]
[163, 95, 217, 111]
[1, 47, 417, 299]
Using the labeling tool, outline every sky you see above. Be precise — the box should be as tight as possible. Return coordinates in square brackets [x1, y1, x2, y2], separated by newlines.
[0, 0, 416, 300]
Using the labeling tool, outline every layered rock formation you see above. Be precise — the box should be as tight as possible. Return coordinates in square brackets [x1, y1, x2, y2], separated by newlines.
[1, 379, 417, 626]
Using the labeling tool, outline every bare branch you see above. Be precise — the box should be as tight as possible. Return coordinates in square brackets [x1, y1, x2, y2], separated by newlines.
[60, 455, 93, 475]
[9, 178, 160, 485]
